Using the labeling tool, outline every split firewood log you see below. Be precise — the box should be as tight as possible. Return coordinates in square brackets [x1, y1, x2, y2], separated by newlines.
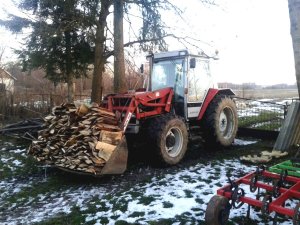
[28, 103, 123, 175]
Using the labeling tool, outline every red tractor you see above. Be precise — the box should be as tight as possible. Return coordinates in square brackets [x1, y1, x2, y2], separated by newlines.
[103, 49, 238, 169]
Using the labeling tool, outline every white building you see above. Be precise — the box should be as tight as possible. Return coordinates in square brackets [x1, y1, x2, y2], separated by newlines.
[0, 68, 17, 93]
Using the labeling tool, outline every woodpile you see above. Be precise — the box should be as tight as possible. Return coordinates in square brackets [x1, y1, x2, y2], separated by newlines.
[28, 103, 124, 175]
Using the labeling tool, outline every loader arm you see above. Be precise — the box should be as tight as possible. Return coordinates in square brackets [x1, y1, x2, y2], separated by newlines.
[107, 87, 174, 132]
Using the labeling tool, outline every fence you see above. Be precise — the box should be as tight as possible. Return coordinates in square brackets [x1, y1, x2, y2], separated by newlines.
[235, 97, 288, 135]
[0, 91, 90, 125]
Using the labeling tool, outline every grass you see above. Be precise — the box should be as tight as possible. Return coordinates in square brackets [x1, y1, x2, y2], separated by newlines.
[0, 175, 79, 211]
[112, 198, 129, 212]
[138, 195, 156, 205]
[0, 136, 38, 179]
[163, 201, 173, 208]
[184, 189, 194, 198]
[33, 207, 87, 225]
[128, 211, 145, 218]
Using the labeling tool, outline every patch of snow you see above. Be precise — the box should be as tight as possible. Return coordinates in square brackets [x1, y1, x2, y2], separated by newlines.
[12, 148, 26, 154]
[12, 160, 23, 167]
[1, 157, 14, 163]
[13, 187, 21, 193]
[233, 139, 257, 146]
[258, 98, 276, 102]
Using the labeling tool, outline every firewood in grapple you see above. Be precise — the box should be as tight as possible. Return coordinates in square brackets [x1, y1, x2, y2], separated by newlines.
[28, 103, 127, 176]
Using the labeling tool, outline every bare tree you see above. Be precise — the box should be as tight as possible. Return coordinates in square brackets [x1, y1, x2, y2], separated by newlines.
[91, 0, 113, 103]
[114, 0, 127, 93]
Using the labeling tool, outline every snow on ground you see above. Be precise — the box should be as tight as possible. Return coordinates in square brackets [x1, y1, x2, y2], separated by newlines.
[2, 185, 109, 224]
[233, 138, 257, 146]
[0, 139, 295, 225]
[12, 148, 27, 155]
[91, 160, 251, 224]
[0, 157, 294, 225]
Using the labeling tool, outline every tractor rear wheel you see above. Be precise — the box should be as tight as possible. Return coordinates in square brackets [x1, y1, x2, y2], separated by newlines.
[202, 95, 238, 148]
[148, 115, 188, 165]
[205, 195, 231, 225]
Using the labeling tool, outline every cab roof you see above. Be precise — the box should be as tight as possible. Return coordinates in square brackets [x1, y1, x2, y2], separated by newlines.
[152, 50, 210, 60]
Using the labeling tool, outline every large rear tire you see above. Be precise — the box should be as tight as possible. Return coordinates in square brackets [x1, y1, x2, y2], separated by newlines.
[148, 115, 188, 165]
[202, 95, 238, 148]
[205, 195, 231, 225]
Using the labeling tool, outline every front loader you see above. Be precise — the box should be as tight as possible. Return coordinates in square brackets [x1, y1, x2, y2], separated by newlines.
[99, 50, 238, 174]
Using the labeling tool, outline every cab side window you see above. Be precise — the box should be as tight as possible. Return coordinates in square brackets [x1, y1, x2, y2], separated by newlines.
[188, 59, 211, 102]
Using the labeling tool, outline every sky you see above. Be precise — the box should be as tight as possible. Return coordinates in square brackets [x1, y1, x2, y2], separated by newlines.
[165, 0, 296, 85]
[0, 0, 25, 63]
[0, 0, 297, 85]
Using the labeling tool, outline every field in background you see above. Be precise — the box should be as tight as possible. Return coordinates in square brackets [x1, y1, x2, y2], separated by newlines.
[233, 88, 298, 100]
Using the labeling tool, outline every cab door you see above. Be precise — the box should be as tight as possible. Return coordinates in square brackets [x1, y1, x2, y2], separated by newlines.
[187, 58, 214, 119]
[173, 59, 185, 118]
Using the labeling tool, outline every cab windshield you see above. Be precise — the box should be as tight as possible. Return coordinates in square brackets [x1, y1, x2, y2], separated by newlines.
[151, 58, 185, 91]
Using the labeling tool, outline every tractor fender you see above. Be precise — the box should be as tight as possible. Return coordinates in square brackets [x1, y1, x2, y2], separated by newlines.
[197, 88, 235, 120]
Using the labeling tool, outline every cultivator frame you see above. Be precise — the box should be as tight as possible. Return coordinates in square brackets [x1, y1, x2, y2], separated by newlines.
[206, 167, 300, 225]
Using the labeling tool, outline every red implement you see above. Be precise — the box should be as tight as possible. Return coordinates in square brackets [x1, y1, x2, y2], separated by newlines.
[206, 167, 300, 225]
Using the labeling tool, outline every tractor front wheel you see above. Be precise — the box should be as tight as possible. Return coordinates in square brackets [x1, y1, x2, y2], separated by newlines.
[205, 195, 231, 225]
[148, 115, 188, 165]
[202, 95, 238, 148]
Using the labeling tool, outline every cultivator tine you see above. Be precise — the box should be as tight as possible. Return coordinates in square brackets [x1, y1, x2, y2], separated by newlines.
[227, 176, 234, 189]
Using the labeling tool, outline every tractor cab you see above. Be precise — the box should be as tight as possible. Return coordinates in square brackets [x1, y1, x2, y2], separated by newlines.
[148, 50, 217, 120]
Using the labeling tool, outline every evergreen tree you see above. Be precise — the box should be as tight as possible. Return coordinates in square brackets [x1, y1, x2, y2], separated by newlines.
[1, 0, 94, 102]
[2, 0, 208, 104]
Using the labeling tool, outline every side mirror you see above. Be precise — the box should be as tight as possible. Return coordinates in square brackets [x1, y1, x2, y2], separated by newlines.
[140, 64, 144, 73]
[190, 58, 196, 68]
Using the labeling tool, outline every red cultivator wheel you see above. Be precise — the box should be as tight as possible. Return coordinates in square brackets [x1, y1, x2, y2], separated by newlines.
[205, 167, 300, 225]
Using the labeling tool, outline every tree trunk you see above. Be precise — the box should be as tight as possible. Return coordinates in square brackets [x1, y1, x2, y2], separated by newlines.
[288, 0, 300, 97]
[91, 1, 111, 104]
[67, 74, 74, 102]
[65, 31, 74, 102]
[114, 0, 127, 93]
